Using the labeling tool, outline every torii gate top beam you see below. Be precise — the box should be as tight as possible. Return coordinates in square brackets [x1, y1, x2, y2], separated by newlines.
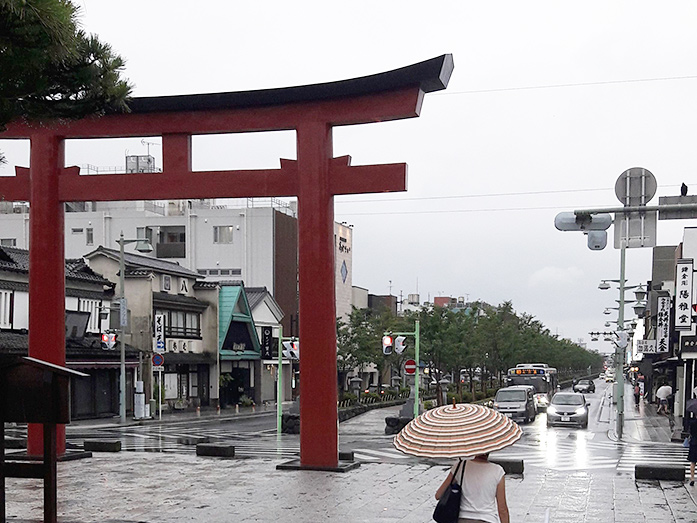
[2, 54, 453, 139]
[1, 55, 453, 204]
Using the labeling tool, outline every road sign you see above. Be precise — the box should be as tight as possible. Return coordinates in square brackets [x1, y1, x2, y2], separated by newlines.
[152, 353, 164, 367]
[614, 167, 657, 248]
[404, 359, 417, 375]
[615, 167, 656, 206]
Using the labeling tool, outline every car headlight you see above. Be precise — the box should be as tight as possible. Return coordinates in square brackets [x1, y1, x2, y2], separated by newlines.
[574, 407, 586, 415]
[493, 403, 499, 408]
[547, 406, 557, 414]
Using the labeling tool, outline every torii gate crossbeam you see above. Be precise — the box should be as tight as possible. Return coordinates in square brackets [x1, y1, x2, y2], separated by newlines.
[0, 54, 453, 470]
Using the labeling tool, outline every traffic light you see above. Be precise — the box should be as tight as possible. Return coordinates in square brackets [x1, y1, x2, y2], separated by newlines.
[382, 335, 393, 355]
[101, 331, 117, 350]
[282, 340, 299, 360]
[554, 212, 612, 231]
[394, 335, 407, 354]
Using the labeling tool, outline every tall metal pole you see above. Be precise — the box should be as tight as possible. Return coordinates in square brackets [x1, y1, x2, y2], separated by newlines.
[616, 241, 626, 439]
[414, 320, 420, 419]
[118, 232, 127, 424]
[277, 326, 283, 435]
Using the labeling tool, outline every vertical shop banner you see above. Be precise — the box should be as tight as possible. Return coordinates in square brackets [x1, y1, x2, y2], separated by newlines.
[261, 326, 274, 359]
[656, 295, 671, 353]
[154, 313, 165, 353]
[675, 259, 693, 331]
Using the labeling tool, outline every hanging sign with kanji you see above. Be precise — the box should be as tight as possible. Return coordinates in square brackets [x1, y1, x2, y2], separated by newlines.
[154, 314, 165, 353]
[675, 259, 693, 331]
[656, 295, 671, 353]
[636, 340, 657, 354]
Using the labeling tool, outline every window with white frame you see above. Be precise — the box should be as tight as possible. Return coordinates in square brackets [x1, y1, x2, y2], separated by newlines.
[0, 290, 12, 328]
[86, 228, 94, 246]
[213, 225, 234, 244]
[0, 239, 16, 247]
[155, 309, 201, 338]
[79, 299, 103, 333]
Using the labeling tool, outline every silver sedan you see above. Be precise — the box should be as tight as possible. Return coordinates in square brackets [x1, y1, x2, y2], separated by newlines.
[546, 392, 589, 428]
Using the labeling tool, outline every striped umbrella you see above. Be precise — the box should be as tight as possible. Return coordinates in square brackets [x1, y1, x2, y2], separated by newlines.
[393, 403, 523, 458]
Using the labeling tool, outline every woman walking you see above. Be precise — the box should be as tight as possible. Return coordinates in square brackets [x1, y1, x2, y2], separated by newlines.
[688, 418, 697, 486]
[435, 454, 510, 523]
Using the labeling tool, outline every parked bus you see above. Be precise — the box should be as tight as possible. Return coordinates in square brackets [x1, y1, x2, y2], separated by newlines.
[505, 363, 558, 411]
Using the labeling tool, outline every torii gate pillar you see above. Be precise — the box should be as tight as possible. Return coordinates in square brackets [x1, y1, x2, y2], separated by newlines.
[296, 121, 338, 467]
[0, 55, 453, 469]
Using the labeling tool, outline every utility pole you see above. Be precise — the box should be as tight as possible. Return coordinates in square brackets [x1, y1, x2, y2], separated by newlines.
[115, 231, 153, 423]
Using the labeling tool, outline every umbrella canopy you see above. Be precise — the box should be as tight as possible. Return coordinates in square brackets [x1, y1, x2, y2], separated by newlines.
[686, 398, 697, 415]
[393, 403, 523, 458]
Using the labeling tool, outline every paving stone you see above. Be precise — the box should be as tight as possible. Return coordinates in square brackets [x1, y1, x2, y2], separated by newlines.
[4, 445, 697, 522]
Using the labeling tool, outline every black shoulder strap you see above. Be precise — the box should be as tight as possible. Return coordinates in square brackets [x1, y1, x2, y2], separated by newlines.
[460, 459, 467, 484]
[450, 459, 463, 485]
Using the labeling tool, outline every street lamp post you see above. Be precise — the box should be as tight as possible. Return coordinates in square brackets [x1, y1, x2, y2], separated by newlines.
[116, 231, 153, 424]
[598, 272, 646, 439]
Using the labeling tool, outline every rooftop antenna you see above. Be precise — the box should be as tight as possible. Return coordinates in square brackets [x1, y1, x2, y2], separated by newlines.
[141, 138, 160, 157]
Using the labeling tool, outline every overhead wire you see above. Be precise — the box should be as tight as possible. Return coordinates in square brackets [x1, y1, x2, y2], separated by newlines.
[433, 74, 697, 96]
[335, 184, 692, 216]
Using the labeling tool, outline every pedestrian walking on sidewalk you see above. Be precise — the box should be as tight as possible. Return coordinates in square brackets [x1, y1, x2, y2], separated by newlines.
[688, 419, 697, 486]
[656, 383, 672, 414]
[634, 383, 641, 407]
[435, 454, 510, 523]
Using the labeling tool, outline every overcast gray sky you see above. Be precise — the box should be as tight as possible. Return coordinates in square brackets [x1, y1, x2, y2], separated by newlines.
[3, 1, 697, 354]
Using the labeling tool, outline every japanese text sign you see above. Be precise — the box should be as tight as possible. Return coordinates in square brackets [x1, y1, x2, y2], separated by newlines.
[675, 259, 693, 331]
[656, 296, 671, 353]
[154, 314, 165, 353]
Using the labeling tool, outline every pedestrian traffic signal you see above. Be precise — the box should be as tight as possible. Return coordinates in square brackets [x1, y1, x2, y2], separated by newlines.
[382, 335, 393, 355]
[101, 332, 117, 350]
[394, 336, 407, 354]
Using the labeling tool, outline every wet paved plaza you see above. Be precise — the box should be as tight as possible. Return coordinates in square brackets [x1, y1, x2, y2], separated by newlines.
[5, 451, 697, 522]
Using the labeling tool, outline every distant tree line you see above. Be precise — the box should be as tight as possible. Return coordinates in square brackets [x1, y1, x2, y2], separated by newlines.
[337, 300, 603, 402]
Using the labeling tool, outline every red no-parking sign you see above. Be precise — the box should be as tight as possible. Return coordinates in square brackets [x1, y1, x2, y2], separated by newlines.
[404, 359, 417, 375]
[152, 353, 164, 371]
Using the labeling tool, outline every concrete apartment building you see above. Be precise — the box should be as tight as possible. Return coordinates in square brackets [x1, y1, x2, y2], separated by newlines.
[0, 159, 354, 333]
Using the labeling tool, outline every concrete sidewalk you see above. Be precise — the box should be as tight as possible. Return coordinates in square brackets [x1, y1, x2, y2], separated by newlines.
[6, 398, 697, 522]
[608, 382, 680, 443]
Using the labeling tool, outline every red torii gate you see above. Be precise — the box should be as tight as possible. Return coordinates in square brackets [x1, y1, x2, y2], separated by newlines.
[0, 55, 452, 469]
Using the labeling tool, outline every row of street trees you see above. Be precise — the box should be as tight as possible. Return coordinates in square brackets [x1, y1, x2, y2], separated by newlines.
[337, 301, 604, 402]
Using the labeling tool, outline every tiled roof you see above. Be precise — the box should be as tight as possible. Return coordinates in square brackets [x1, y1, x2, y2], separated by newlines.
[193, 281, 219, 290]
[0, 246, 112, 285]
[85, 246, 200, 279]
[152, 292, 209, 311]
[245, 287, 269, 311]
[0, 331, 139, 359]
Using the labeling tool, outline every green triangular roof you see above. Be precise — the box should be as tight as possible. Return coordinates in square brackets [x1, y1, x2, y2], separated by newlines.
[219, 285, 260, 360]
